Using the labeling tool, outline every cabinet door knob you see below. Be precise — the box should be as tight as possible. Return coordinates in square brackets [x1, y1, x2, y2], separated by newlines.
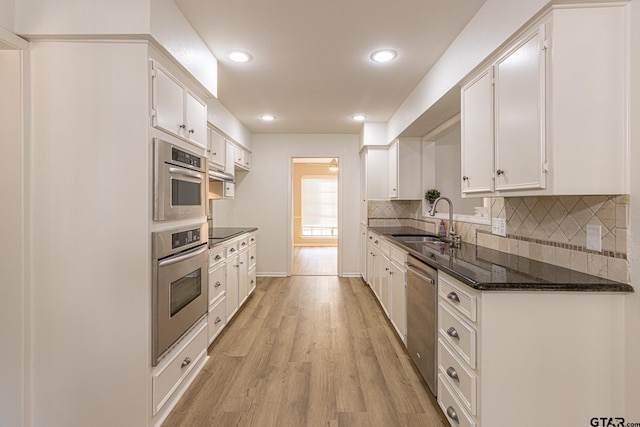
[215, 255, 221, 260]
[447, 292, 460, 303]
[214, 316, 222, 324]
[446, 366, 459, 381]
[179, 124, 186, 129]
[496, 169, 504, 176]
[181, 357, 192, 368]
[446, 406, 459, 423]
[214, 281, 222, 287]
[189, 129, 195, 134]
[462, 176, 469, 181]
[446, 327, 460, 340]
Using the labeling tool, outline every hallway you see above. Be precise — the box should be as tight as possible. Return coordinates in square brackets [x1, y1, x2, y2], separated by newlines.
[293, 246, 338, 276]
[162, 276, 447, 427]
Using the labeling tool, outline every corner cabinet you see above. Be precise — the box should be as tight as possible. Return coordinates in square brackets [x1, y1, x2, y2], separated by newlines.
[151, 62, 207, 148]
[437, 271, 627, 427]
[460, 3, 629, 197]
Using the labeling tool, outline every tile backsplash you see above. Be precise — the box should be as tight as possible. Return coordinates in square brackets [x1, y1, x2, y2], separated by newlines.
[367, 196, 630, 283]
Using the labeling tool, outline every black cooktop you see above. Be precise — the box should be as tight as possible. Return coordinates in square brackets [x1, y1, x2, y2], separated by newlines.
[208, 227, 257, 246]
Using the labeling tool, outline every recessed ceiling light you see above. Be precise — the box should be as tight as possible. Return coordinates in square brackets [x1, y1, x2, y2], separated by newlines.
[260, 114, 275, 121]
[228, 50, 252, 63]
[352, 115, 367, 121]
[370, 49, 398, 63]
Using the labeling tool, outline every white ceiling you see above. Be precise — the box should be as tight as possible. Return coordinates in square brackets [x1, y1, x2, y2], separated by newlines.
[174, 0, 486, 135]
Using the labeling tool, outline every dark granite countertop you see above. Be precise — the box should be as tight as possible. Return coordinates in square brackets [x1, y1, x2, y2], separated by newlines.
[369, 226, 633, 293]
[208, 227, 257, 248]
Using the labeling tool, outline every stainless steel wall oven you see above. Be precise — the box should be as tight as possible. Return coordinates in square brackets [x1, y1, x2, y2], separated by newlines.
[152, 223, 208, 366]
[153, 138, 207, 221]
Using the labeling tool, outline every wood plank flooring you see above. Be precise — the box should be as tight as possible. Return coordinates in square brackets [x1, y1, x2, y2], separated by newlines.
[162, 276, 448, 427]
[293, 246, 337, 276]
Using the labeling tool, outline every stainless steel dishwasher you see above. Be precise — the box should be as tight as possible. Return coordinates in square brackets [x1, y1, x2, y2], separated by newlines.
[406, 254, 438, 396]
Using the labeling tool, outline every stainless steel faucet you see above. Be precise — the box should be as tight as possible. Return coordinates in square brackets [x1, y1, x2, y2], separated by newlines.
[428, 196, 461, 245]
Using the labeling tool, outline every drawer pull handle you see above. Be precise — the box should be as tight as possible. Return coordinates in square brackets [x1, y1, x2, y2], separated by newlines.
[181, 357, 192, 368]
[229, 248, 236, 253]
[447, 292, 460, 303]
[214, 316, 222, 324]
[446, 366, 459, 381]
[242, 242, 246, 246]
[214, 281, 222, 288]
[447, 327, 460, 340]
[215, 255, 222, 260]
[446, 406, 459, 423]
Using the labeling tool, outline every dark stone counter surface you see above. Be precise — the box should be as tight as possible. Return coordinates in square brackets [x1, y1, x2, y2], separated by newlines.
[370, 226, 633, 293]
[208, 227, 257, 248]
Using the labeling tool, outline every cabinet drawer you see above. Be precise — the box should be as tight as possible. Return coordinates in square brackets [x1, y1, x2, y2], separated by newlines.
[438, 338, 477, 415]
[226, 241, 239, 256]
[208, 264, 225, 305]
[378, 238, 390, 254]
[389, 245, 407, 267]
[439, 303, 477, 368]
[209, 246, 225, 267]
[439, 273, 477, 322]
[208, 297, 226, 344]
[248, 245, 257, 269]
[248, 267, 256, 295]
[238, 237, 249, 251]
[152, 321, 207, 414]
[438, 374, 477, 427]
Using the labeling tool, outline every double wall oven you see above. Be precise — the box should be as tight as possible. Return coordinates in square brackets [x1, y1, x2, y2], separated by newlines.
[152, 138, 209, 366]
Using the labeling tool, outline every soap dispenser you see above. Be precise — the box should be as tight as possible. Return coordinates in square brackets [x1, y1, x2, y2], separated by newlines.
[438, 219, 447, 238]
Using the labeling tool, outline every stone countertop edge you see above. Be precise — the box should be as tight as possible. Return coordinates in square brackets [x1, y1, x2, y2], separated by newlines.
[209, 227, 258, 247]
[369, 226, 634, 293]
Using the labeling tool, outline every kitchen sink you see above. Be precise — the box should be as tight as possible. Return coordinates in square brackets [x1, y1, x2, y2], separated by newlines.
[392, 234, 443, 243]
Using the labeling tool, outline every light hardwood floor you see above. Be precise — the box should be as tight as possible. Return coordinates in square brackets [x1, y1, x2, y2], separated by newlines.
[162, 276, 448, 427]
[293, 246, 337, 276]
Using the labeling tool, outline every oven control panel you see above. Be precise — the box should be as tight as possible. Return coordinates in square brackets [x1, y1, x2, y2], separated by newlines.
[172, 228, 201, 250]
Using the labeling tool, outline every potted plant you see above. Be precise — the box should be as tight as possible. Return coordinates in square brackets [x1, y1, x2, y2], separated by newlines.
[425, 188, 440, 205]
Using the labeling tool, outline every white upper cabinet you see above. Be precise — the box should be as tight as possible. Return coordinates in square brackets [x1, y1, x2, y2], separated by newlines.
[460, 4, 629, 197]
[388, 138, 421, 200]
[225, 140, 235, 177]
[461, 67, 494, 194]
[494, 24, 546, 192]
[208, 127, 226, 169]
[152, 62, 207, 148]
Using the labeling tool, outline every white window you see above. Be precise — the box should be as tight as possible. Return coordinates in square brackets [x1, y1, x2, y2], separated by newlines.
[301, 176, 338, 237]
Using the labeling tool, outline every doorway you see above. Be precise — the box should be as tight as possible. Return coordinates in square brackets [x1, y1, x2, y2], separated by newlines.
[291, 158, 339, 276]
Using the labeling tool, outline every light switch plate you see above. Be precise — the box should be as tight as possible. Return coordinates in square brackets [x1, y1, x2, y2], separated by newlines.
[586, 224, 602, 252]
[492, 218, 506, 237]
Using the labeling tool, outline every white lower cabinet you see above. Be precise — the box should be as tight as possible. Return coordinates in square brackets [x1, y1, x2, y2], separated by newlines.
[152, 319, 208, 416]
[220, 232, 257, 324]
[207, 297, 226, 344]
[438, 271, 627, 427]
[366, 232, 408, 344]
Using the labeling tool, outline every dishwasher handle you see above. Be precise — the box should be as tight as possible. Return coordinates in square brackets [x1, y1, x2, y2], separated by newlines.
[406, 262, 436, 284]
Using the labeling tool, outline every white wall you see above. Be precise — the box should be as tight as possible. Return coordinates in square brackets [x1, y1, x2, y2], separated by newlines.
[207, 96, 252, 150]
[211, 134, 360, 276]
[30, 41, 150, 427]
[0, 0, 14, 31]
[15, 0, 151, 35]
[627, 0, 640, 419]
[387, 0, 548, 142]
[0, 46, 26, 427]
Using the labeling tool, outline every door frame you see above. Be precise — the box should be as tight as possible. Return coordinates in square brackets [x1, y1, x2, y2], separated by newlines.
[287, 155, 343, 276]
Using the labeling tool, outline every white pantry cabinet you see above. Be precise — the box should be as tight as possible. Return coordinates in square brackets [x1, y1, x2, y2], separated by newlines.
[388, 138, 421, 200]
[152, 62, 207, 148]
[460, 3, 629, 197]
[437, 271, 626, 427]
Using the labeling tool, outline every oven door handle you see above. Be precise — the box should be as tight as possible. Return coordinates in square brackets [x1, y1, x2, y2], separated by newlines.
[158, 245, 207, 267]
[168, 167, 204, 180]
